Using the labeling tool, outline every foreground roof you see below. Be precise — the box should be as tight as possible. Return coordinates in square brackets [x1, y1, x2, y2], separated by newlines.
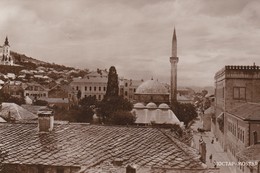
[0, 123, 204, 170]
[227, 102, 260, 121]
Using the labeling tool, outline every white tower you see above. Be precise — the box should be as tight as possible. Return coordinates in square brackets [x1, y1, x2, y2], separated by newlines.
[1, 37, 13, 66]
[170, 28, 178, 104]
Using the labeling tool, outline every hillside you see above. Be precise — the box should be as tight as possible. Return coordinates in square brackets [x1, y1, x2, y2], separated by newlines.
[10, 51, 75, 71]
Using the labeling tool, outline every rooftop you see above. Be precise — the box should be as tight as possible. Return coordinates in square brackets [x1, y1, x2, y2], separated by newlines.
[135, 79, 169, 95]
[227, 102, 260, 121]
[0, 123, 204, 170]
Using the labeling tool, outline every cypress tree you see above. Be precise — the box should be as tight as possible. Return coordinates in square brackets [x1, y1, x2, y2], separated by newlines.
[105, 66, 119, 99]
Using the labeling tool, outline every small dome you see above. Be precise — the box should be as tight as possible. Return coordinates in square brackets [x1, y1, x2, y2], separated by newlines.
[158, 103, 170, 110]
[136, 79, 169, 95]
[134, 103, 146, 109]
[146, 102, 157, 109]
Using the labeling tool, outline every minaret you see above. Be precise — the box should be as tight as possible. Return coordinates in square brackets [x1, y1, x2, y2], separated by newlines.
[170, 28, 179, 104]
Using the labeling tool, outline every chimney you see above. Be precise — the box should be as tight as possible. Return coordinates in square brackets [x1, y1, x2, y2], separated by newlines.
[126, 165, 137, 173]
[37, 108, 54, 132]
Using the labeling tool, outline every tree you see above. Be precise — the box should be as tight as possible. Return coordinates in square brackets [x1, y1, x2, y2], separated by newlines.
[171, 102, 197, 128]
[33, 100, 48, 106]
[98, 96, 133, 123]
[77, 90, 82, 100]
[109, 111, 136, 125]
[105, 66, 119, 99]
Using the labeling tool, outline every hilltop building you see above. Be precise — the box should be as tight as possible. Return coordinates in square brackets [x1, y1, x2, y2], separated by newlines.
[0, 37, 14, 66]
[213, 65, 260, 168]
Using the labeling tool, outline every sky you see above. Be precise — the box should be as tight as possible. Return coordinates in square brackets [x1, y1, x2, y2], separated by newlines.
[1, 0, 260, 87]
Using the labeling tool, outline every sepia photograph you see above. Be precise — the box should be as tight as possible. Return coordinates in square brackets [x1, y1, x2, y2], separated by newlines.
[0, 0, 260, 173]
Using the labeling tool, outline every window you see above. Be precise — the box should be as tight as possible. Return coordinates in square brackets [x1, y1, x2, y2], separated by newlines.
[76, 86, 79, 91]
[94, 87, 96, 91]
[98, 95, 101, 100]
[85, 86, 87, 91]
[125, 83, 128, 87]
[125, 91, 128, 96]
[90, 87, 92, 91]
[99, 87, 101, 91]
[103, 87, 106, 91]
[233, 87, 246, 100]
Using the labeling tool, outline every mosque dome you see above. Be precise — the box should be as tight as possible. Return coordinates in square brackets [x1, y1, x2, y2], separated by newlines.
[158, 103, 170, 110]
[135, 79, 169, 95]
[146, 102, 157, 109]
[133, 103, 146, 109]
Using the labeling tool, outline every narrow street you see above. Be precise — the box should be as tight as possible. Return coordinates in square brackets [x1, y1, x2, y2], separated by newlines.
[191, 117, 236, 173]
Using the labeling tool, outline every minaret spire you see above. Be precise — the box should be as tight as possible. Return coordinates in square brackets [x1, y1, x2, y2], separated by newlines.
[172, 27, 177, 57]
[170, 27, 179, 105]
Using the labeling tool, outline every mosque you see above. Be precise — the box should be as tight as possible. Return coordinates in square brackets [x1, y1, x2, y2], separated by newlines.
[0, 37, 14, 66]
[132, 28, 181, 125]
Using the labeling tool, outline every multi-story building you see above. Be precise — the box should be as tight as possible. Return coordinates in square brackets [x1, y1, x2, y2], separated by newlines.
[24, 83, 48, 99]
[213, 65, 260, 164]
[70, 70, 142, 102]
[70, 71, 108, 101]
[119, 78, 143, 102]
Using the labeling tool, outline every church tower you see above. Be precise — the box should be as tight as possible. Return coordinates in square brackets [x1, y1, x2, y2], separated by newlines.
[1, 36, 13, 66]
[170, 28, 178, 104]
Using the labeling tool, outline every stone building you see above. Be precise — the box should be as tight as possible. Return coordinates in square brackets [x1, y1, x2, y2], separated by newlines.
[24, 83, 48, 99]
[225, 103, 260, 168]
[0, 111, 218, 173]
[0, 37, 14, 66]
[69, 71, 108, 101]
[119, 78, 143, 102]
[70, 70, 143, 102]
[213, 65, 260, 160]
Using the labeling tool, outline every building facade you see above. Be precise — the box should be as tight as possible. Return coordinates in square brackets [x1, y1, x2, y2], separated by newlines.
[70, 70, 142, 102]
[213, 65, 260, 164]
[24, 83, 48, 99]
[119, 78, 143, 102]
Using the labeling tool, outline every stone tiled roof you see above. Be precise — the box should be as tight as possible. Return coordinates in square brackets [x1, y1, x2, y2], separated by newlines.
[227, 102, 260, 120]
[0, 123, 204, 170]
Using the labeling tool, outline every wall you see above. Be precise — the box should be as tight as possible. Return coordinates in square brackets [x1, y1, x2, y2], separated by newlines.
[3, 164, 80, 173]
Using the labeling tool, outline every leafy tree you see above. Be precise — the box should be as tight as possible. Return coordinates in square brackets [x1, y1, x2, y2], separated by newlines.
[171, 102, 197, 128]
[105, 66, 119, 99]
[33, 100, 48, 106]
[98, 96, 133, 123]
[108, 111, 136, 125]
[79, 96, 97, 107]
[0, 90, 25, 105]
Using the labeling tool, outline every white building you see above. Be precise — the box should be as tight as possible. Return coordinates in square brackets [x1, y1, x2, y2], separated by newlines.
[0, 37, 14, 66]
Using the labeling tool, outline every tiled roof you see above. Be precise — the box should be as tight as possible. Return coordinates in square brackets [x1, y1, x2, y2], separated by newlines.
[0, 123, 204, 170]
[227, 102, 260, 120]
[0, 102, 37, 121]
[72, 76, 108, 84]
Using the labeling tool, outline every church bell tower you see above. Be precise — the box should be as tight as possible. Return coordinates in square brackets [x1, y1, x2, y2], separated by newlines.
[170, 28, 178, 104]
